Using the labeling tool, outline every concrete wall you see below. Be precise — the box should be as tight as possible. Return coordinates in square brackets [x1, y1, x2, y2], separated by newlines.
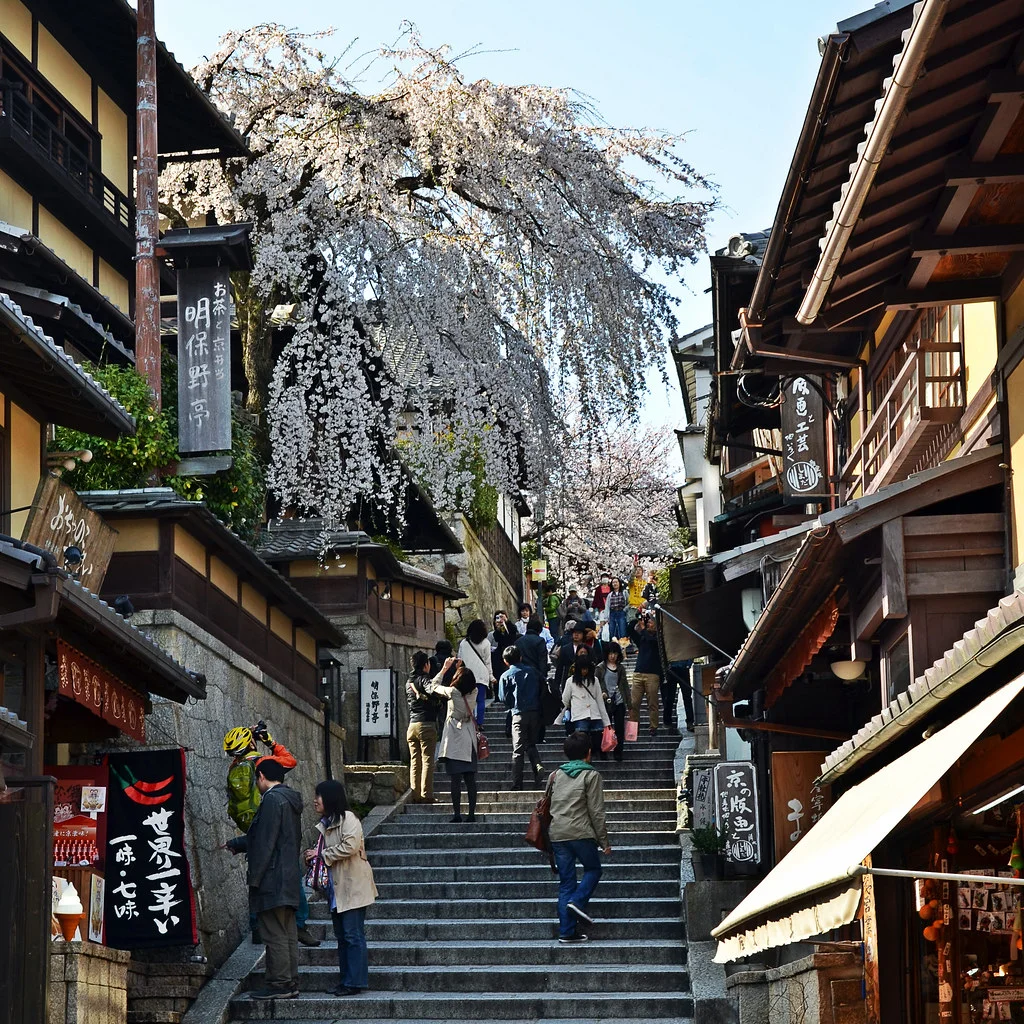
[765, 951, 866, 1024]
[125, 609, 344, 968]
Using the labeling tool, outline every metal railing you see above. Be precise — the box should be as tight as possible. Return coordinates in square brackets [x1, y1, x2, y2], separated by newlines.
[842, 342, 963, 499]
[3, 88, 133, 232]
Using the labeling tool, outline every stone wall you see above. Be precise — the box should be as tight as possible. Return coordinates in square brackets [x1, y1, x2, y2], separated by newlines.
[411, 514, 520, 633]
[126, 609, 345, 968]
[48, 941, 130, 1024]
[766, 951, 866, 1024]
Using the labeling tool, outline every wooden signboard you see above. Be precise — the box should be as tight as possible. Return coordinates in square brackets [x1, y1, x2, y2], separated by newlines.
[780, 375, 830, 501]
[771, 751, 832, 861]
[713, 761, 761, 865]
[22, 475, 118, 588]
[57, 641, 146, 742]
[177, 266, 232, 454]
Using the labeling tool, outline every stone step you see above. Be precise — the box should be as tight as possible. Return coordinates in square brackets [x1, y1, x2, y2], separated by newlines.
[365, 861, 681, 883]
[249, 963, 690, 994]
[299, 938, 687, 967]
[371, 818, 675, 835]
[398, 811, 676, 824]
[299, 917, 685, 942]
[228, 990, 694, 1020]
[367, 878, 677, 902]
[365, 897, 680, 920]
[365, 843, 680, 867]
[413, 789, 677, 806]
[365, 829, 676, 850]
[230, 1018, 688, 1024]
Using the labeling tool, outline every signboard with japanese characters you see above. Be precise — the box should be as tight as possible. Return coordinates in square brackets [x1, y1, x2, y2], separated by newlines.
[176, 266, 232, 454]
[57, 640, 146, 742]
[780, 375, 830, 501]
[691, 768, 714, 830]
[713, 760, 761, 865]
[359, 668, 395, 738]
[22, 475, 118, 587]
[771, 751, 831, 862]
[104, 749, 197, 948]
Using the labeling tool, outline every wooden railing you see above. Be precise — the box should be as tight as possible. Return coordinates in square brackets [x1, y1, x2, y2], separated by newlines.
[842, 342, 964, 499]
[3, 88, 133, 232]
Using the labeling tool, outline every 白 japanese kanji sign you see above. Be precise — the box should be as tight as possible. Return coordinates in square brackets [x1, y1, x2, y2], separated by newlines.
[104, 749, 197, 949]
[770, 751, 831, 862]
[359, 668, 394, 738]
[58, 640, 146, 742]
[713, 760, 761, 865]
[176, 266, 232, 454]
[780, 375, 830, 500]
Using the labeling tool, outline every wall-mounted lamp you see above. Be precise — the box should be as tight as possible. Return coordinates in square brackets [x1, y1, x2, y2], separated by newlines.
[63, 546, 84, 576]
[830, 659, 866, 682]
[367, 580, 392, 601]
[47, 449, 93, 477]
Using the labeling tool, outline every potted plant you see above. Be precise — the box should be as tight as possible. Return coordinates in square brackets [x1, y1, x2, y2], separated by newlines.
[691, 823, 727, 880]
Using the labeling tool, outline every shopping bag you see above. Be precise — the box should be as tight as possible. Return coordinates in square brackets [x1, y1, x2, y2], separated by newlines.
[600, 725, 617, 753]
[625, 719, 639, 742]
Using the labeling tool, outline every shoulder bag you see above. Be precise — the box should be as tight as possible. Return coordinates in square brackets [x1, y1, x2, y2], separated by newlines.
[525, 770, 557, 853]
[304, 830, 330, 895]
[462, 694, 490, 760]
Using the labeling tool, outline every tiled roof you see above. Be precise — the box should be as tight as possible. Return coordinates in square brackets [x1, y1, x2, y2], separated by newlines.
[820, 591, 1024, 783]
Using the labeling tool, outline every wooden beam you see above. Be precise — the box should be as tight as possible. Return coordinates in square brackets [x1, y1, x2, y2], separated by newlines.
[855, 587, 884, 642]
[906, 252, 943, 290]
[945, 154, 1024, 186]
[912, 226, 1024, 257]
[906, 569, 1004, 597]
[883, 278, 1003, 309]
[902, 513, 1004, 536]
[932, 183, 981, 234]
[881, 519, 907, 620]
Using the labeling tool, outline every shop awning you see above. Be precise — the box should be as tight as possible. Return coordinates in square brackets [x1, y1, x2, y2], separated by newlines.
[661, 578, 751, 662]
[712, 675, 1024, 962]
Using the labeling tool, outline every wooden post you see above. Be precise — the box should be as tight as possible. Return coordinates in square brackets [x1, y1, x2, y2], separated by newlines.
[881, 518, 908, 620]
[135, 0, 161, 408]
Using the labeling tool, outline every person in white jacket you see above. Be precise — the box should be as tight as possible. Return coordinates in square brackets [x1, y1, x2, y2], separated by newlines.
[458, 619, 495, 727]
[561, 650, 611, 760]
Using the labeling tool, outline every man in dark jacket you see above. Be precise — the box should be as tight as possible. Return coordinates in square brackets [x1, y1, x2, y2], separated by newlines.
[628, 612, 664, 735]
[499, 646, 545, 788]
[227, 759, 304, 999]
[515, 616, 549, 681]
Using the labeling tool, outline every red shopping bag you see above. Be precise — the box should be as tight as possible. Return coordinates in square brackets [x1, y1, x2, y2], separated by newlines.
[625, 719, 639, 742]
[600, 725, 617, 753]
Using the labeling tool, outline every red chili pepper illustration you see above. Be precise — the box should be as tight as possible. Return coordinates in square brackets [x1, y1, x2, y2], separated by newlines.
[133, 775, 174, 793]
[111, 766, 174, 805]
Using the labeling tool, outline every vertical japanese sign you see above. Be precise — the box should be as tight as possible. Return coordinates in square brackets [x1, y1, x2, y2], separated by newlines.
[781, 375, 830, 500]
[713, 760, 761, 865]
[770, 751, 831, 862]
[104, 749, 197, 949]
[691, 768, 714, 830]
[359, 668, 394, 738]
[177, 266, 232, 453]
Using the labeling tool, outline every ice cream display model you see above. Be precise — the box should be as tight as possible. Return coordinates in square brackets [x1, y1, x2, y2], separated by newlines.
[55, 882, 84, 941]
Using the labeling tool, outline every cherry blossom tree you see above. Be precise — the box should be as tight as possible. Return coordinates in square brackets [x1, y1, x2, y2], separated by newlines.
[161, 24, 713, 525]
[524, 418, 682, 579]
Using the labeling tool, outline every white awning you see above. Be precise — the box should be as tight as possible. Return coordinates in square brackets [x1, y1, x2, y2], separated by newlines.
[713, 675, 1024, 962]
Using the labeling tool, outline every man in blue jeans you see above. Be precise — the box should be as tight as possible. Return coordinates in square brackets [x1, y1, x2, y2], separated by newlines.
[548, 731, 611, 944]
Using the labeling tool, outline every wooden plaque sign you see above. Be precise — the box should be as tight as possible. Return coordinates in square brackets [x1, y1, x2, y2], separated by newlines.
[22, 475, 118, 588]
[771, 751, 832, 862]
[57, 640, 145, 742]
[780, 375, 830, 500]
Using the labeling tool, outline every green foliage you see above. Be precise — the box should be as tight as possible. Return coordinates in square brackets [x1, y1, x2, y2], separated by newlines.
[691, 823, 727, 854]
[444, 619, 459, 649]
[371, 534, 407, 562]
[407, 430, 498, 533]
[51, 358, 266, 541]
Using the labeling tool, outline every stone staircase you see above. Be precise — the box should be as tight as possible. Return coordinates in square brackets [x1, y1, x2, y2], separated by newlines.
[228, 697, 691, 1022]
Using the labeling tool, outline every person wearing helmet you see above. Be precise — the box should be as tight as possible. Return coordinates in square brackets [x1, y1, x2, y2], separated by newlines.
[223, 722, 319, 947]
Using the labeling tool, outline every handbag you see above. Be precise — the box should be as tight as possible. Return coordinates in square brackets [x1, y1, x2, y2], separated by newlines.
[600, 724, 617, 753]
[625, 719, 639, 742]
[463, 694, 490, 760]
[525, 771, 557, 852]
[304, 832, 330, 895]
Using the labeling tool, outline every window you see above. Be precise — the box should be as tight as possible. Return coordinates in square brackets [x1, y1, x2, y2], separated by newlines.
[884, 630, 911, 703]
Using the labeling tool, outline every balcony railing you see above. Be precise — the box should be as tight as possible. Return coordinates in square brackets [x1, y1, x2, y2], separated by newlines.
[0, 88, 133, 236]
[842, 342, 964, 500]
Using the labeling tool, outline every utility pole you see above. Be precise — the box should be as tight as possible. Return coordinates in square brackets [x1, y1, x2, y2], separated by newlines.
[136, 0, 161, 408]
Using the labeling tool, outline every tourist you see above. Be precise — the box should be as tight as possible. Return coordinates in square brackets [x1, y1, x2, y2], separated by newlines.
[489, 610, 519, 684]
[458, 619, 495, 727]
[561, 649, 610, 759]
[559, 587, 587, 623]
[226, 759, 304, 999]
[499, 645, 545, 789]
[606, 577, 628, 643]
[426, 658, 480, 822]
[629, 611, 663, 735]
[405, 652, 440, 803]
[548, 731, 611, 944]
[553, 621, 585, 693]
[515, 616, 549, 682]
[591, 574, 612, 624]
[642, 570, 659, 608]
[515, 602, 534, 635]
[306, 780, 377, 997]
[543, 583, 563, 639]
[596, 642, 630, 761]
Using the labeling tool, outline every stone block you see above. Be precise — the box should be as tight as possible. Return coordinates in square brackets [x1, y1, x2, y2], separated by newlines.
[684, 879, 757, 941]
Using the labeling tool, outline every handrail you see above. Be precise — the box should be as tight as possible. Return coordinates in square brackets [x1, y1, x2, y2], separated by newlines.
[2, 88, 133, 232]
[842, 343, 964, 498]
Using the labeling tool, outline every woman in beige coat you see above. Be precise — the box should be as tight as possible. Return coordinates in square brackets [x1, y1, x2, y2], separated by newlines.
[562, 650, 611, 760]
[305, 779, 377, 996]
[426, 657, 480, 823]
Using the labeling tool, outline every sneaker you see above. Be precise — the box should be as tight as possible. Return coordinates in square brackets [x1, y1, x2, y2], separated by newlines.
[296, 926, 321, 947]
[568, 902, 595, 924]
[558, 934, 590, 944]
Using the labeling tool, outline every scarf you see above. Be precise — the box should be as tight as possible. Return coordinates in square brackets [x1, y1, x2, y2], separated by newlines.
[560, 759, 596, 778]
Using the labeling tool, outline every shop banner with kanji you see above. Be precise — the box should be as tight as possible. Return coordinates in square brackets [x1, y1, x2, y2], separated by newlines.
[57, 640, 146, 742]
[713, 760, 762, 865]
[104, 749, 197, 949]
[780, 375, 830, 501]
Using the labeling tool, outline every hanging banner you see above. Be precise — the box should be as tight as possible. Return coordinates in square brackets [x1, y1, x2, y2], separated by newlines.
[104, 749, 197, 949]
[177, 266, 232, 454]
[713, 760, 762, 865]
[22, 475, 118, 587]
[359, 668, 394, 738]
[771, 751, 832, 862]
[57, 641, 146, 742]
[780, 375, 830, 500]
